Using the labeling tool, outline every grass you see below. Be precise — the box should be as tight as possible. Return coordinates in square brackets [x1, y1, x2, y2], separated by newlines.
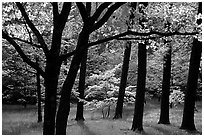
[2, 100, 202, 135]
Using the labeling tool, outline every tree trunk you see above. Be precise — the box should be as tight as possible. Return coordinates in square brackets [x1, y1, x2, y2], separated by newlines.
[75, 48, 88, 121]
[131, 42, 147, 131]
[43, 58, 61, 134]
[36, 57, 42, 123]
[158, 44, 171, 124]
[114, 41, 131, 119]
[180, 38, 201, 131]
[56, 29, 89, 135]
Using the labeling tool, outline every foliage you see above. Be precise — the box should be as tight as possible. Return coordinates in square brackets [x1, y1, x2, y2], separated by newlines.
[169, 89, 185, 107]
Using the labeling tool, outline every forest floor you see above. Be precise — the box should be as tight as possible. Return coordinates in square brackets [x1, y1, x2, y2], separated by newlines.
[2, 99, 202, 135]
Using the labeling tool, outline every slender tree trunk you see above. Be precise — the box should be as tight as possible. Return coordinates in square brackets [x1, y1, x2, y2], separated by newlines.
[180, 38, 202, 131]
[114, 41, 131, 119]
[75, 49, 88, 121]
[43, 58, 61, 134]
[131, 42, 147, 131]
[56, 29, 89, 135]
[36, 57, 42, 123]
[158, 44, 171, 124]
[114, 2, 136, 119]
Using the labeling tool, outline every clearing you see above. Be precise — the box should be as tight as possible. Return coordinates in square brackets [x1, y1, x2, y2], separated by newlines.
[2, 99, 202, 135]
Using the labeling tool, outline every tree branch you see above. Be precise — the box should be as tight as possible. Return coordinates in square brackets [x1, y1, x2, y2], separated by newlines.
[52, 2, 60, 25]
[91, 2, 112, 21]
[128, 30, 199, 37]
[59, 2, 72, 25]
[92, 2, 126, 31]
[117, 36, 162, 41]
[59, 50, 75, 62]
[16, 2, 49, 57]
[12, 37, 42, 48]
[59, 30, 199, 61]
[76, 2, 88, 22]
[23, 20, 33, 43]
[2, 31, 45, 78]
[88, 31, 129, 47]
[86, 2, 92, 17]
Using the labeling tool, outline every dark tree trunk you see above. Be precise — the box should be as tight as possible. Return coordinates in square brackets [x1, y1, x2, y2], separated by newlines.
[56, 29, 89, 135]
[43, 21, 65, 134]
[180, 38, 202, 131]
[43, 58, 61, 134]
[36, 57, 42, 123]
[158, 44, 171, 124]
[114, 41, 131, 119]
[131, 42, 147, 131]
[75, 49, 88, 121]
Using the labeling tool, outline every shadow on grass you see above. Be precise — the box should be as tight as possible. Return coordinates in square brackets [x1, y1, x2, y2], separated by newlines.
[77, 121, 96, 135]
[182, 129, 202, 135]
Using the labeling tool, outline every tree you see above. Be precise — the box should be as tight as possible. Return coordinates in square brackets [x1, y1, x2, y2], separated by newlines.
[2, 2, 199, 135]
[2, 2, 127, 134]
[131, 2, 148, 132]
[158, 42, 172, 124]
[180, 38, 201, 131]
[55, 2, 125, 134]
[3, 2, 72, 134]
[113, 41, 132, 119]
[180, 2, 202, 131]
[114, 2, 136, 119]
[131, 42, 147, 131]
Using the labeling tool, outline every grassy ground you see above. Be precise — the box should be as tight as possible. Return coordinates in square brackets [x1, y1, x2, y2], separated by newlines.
[2, 99, 202, 135]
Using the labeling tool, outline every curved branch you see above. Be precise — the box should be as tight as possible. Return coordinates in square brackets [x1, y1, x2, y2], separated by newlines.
[92, 2, 126, 31]
[2, 31, 45, 78]
[16, 2, 49, 57]
[91, 2, 112, 21]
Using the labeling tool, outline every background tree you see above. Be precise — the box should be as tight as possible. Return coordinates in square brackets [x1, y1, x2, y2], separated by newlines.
[180, 3, 202, 130]
[36, 56, 42, 122]
[131, 42, 147, 131]
[158, 42, 171, 124]
[114, 2, 136, 119]
[131, 2, 148, 132]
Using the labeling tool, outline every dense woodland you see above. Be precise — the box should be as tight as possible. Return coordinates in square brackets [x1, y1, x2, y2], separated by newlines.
[2, 2, 202, 135]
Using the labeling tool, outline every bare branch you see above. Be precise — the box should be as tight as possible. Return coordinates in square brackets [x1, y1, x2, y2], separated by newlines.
[92, 2, 126, 31]
[76, 2, 88, 22]
[59, 2, 72, 27]
[59, 50, 75, 62]
[91, 2, 112, 21]
[88, 31, 129, 47]
[12, 37, 41, 48]
[50, 2, 71, 54]
[86, 2, 92, 16]
[52, 2, 60, 24]
[117, 36, 162, 41]
[23, 20, 32, 43]
[2, 30, 45, 78]
[59, 30, 199, 61]
[16, 2, 49, 57]
[128, 30, 199, 37]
